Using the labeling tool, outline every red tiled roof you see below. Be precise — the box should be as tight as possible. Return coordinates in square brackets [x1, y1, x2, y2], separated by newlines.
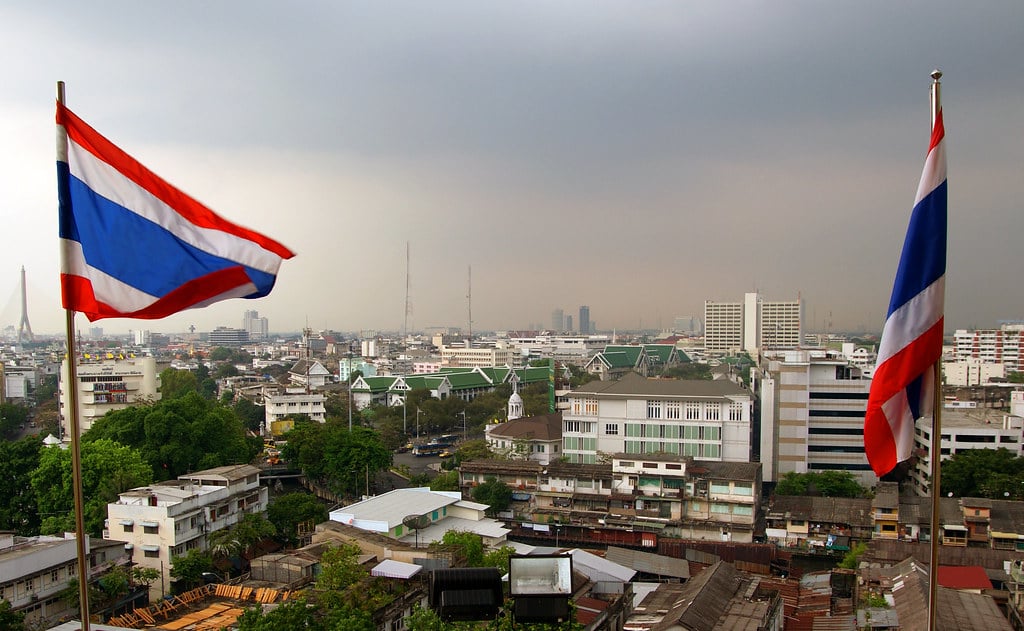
[937, 565, 993, 590]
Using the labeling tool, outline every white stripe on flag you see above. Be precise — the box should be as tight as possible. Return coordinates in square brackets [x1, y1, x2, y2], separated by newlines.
[875, 277, 944, 366]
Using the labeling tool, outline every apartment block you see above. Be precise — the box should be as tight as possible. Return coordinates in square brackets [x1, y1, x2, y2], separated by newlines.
[105, 464, 268, 599]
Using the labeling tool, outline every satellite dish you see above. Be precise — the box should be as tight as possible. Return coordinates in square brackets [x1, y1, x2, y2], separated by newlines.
[402, 514, 431, 530]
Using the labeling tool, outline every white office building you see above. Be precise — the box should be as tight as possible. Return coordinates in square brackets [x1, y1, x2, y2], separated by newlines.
[439, 344, 517, 368]
[243, 310, 269, 341]
[758, 350, 872, 485]
[105, 465, 268, 599]
[59, 357, 161, 436]
[264, 389, 327, 430]
[561, 372, 752, 464]
[704, 292, 802, 354]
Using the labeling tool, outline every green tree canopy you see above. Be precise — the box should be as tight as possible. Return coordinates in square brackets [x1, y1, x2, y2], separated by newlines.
[471, 477, 513, 516]
[0, 435, 43, 535]
[85, 391, 260, 480]
[31, 438, 153, 535]
[0, 402, 30, 434]
[774, 471, 866, 498]
[170, 549, 214, 593]
[159, 367, 199, 399]
[268, 493, 328, 547]
[283, 422, 391, 498]
[941, 448, 1024, 499]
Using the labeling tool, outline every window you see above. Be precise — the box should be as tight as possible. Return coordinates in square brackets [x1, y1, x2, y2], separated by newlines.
[711, 503, 730, 514]
[51, 569, 60, 582]
[706, 405, 720, 421]
[144, 549, 159, 559]
[728, 401, 744, 421]
[143, 525, 158, 534]
[619, 461, 634, 468]
[711, 483, 731, 495]
[666, 402, 681, 420]
[647, 400, 663, 419]
[123, 524, 134, 533]
[584, 398, 598, 415]
[665, 463, 682, 470]
[605, 423, 619, 435]
[685, 402, 701, 420]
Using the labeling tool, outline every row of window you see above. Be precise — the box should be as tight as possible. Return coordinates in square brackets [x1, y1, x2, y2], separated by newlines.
[624, 424, 721, 441]
[623, 441, 721, 458]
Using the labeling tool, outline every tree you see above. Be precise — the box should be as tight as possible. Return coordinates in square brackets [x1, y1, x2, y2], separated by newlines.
[233, 513, 277, 558]
[472, 477, 513, 516]
[284, 422, 392, 498]
[429, 470, 461, 492]
[941, 448, 1024, 498]
[170, 549, 214, 593]
[0, 435, 43, 535]
[0, 402, 30, 434]
[268, 493, 328, 547]
[438, 531, 485, 567]
[234, 398, 266, 434]
[0, 598, 26, 626]
[85, 392, 261, 480]
[774, 471, 865, 498]
[456, 439, 493, 462]
[662, 363, 713, 380]
[31, 438, 153, 535]
[159, 367, 199, 399]
[838, 542, 868, 569]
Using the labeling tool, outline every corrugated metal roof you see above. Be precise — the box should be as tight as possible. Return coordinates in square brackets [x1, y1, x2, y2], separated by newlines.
[605, 546, 689, 579]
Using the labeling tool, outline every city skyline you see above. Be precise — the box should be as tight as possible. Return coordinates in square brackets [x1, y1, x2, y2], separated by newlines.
[2, 3, 1023, 336]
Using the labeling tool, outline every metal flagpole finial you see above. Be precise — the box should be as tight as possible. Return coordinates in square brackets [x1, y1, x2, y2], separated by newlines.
[931, 69, 942, 82]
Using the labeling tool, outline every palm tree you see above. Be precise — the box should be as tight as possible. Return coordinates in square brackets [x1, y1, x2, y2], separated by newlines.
[206, 527, 241, 578]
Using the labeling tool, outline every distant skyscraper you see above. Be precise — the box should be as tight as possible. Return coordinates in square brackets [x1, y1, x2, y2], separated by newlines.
[704, 292, 801, 353]
[566, 315, 573, 332]
[579, 306, 591, 335]
[243, 310, 269, 341]
[551, 308, 564, 332]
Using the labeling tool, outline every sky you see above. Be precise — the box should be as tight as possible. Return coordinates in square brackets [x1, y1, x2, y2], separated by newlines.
[1, 2, 1022, 337]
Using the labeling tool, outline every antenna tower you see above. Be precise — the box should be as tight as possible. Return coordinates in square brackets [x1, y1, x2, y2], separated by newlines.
[404, 242, 412, 340]
[466, 265, 473, 348]
[18, 266, 34, 344]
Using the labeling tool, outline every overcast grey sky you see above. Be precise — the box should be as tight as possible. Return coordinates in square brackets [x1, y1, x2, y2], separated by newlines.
[1, 1, 1022, 336]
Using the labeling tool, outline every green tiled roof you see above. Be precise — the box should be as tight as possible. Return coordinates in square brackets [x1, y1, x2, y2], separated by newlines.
[603, 345, 643, 365]
[514, 366, 550, 384]
[643, 344, 676, 364]
[433, 371, 493, 390]
[352, 376, 399, 393]
[478, 366, 512, 383]
[599, 351, 635, 369]
[402, 376, 448, 391]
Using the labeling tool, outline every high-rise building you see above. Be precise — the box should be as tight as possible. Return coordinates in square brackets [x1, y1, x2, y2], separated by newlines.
[704, 292, 801, 354]
[953, 324, 1024, 372]
[243, 309, 269, 341]
[579, 305, 591, 335]
[758, 350, 872, 485]
[551, 308, 564, 332]
[566, 315, 573, 332]
[209, 326, 249, 346]
[59, 357, 162, 436]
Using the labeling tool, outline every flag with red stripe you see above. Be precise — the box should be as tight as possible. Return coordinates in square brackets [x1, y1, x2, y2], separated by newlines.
[57, 102, 294, 321]
[864, 110, 947, 477]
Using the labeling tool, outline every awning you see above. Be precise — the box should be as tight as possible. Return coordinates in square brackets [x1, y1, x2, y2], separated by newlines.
[943, 524, 968, 532]
[141, 544, 160, 552]
[118, 519, 134, 526]
[371, 559, 422, 579]
[140, 521, 159, 528]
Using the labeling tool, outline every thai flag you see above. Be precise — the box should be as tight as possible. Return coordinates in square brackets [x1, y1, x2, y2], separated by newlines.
[57, 102, 294, 321]
[864, 110, 947, 477]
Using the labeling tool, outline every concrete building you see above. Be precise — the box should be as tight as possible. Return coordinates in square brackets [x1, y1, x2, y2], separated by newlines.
[704, 292, 802, 354]
[328, 487, 510, 549]
[579, 305, 591, 335]
[485, 412, 563, 464]
[59, 357, 161, 437]
[910, 403, 1024, 496]
[562, 372, 752, 464]
[551, 308, 564, 332]
[264, 390, 327, 429]
[105, 465, 268, 599]
[462, 455, 761, 542]
[944, 358, 1007, 386]
[207, 326, 249, 347]
[954, 324, 1024, 372]
[242, 310, 269, 341]
[439, 344, 517, 368]
[758, 350, 872, 485]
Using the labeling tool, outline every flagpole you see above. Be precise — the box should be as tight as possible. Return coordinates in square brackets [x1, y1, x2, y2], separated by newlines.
[926, 68, 943, 631]
[57, 80, 93, 631]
